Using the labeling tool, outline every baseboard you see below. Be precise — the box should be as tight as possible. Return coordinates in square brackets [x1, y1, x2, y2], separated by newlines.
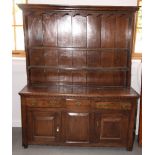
[12, 121, 21, 127]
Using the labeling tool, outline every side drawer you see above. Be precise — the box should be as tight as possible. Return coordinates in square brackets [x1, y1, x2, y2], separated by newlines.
[66, 99, 90, 109]
[26, 97, 64, 108]
[95, 102, 131, 110]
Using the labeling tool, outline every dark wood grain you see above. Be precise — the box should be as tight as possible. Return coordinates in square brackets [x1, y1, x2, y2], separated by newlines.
[43, 14, 57, 46]
[19, 85, 139, 98]
[26, 11, 132, 86]
[18, 4, 139, 150]
[62, 112, 90, 143]
[72, 16, 87, 47]
[28, 15, 43, 46]
[95, 112, 129, 146]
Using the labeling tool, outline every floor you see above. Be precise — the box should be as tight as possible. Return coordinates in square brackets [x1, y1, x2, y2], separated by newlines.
[12, 127, 142, 155]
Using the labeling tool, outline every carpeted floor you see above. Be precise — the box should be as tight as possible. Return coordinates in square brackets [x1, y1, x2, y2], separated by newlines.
[12, 127, 142, 155]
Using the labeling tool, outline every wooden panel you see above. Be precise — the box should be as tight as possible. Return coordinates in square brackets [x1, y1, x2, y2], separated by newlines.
[35, 116, 55, 137]
[64, 112, 90, 142]
[58, 15, 72, 47]
[72, 51, 86, 67]
[87, 15, 101, 47]
[87, 51, 101, 67]
[72, 71, 86, 85]
[101, 50, 128, 67]
[27, 110, 60, 142]
[72, 16, 87, 47]
[101, 50, 115, 67]
[30, 69, 46, 83]
[113, 71, 126, 86]
[44, 50, 58, 66]
[46, 69, 58, 83]
[29, 49, 44, 66]
[114, 50, 128, 67]
[28, 15, 43, 46]
[58, 50, 72, 67]
[43, 14, 57, 46]
[87, 71, 126, 86]
[116, 14, 129, 48]
[95, 113, 129, 145]
[100, 118, 121, 139]
[59, 71, 72, 83]
[101, 14, 116, 48]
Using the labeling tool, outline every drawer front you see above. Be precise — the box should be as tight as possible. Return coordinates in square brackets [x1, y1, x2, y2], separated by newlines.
[95, 102, 131, 110]
[26, 97, 64, 108]
[66, 99, 90, 109]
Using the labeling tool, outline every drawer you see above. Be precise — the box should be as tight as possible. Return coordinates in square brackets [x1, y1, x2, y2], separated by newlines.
[26, 97, 64, 108]
[66, 99, 90, 109]
[95, 102, 131, 110]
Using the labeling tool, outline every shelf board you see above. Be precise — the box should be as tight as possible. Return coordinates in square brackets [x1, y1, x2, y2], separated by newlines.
[28, 66, 129, 71]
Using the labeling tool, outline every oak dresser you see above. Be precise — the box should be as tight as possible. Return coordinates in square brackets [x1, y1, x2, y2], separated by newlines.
[18, 4, 139, 151]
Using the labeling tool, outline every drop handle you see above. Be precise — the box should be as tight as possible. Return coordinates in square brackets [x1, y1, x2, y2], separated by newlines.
[31, 102, 36, 106]
[56, 126, 59, 132]
[76, 101, 81, 106]
[96, 121, 99, 128]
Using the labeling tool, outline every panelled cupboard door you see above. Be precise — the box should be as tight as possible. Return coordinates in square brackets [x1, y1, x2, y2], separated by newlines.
[27, 109, 61, 144]
[62, 112, 92, 143]
[95, 112, 129, 146]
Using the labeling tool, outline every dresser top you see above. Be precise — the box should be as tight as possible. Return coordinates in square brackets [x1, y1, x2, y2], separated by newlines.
[18, 4, 138, 12]
[19, 85, 139, 98]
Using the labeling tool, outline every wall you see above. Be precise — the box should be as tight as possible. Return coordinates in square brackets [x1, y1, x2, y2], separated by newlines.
[28, 0, 137, 6]
[12, 58, 26, 127]
[131, 60, 141, 134]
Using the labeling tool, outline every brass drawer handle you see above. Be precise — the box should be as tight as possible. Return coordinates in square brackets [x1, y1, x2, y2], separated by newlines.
[56, 126, 59, 132]
[31, 102, 36, 106]
[76, 101, 81, 106]
[49, 100, 57, 106]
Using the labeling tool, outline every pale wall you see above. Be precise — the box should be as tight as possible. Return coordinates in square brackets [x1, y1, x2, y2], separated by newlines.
[28, 0, 137, 6]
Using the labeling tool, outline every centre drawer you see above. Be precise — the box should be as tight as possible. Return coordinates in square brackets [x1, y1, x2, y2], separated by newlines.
[66, 99, 90, 109]
[26, 97, 64, 108]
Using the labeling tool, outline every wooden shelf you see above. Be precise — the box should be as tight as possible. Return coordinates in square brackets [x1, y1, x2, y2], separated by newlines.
[28, 66, 129, 72]
[29, 46, 129, 51]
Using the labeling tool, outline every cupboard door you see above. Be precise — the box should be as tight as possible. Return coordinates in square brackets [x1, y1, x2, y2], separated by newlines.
[95, 112, 129, 146]
[27, 109, 60, 144]
[62, 112, 91, 143]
